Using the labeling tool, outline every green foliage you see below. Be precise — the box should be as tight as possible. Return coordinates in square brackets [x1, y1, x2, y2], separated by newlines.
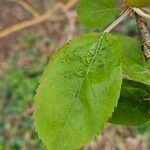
[77, 0, 117, 29]
[34, 33, 122, 150]
[34, 1, 150, 150]
[117, 35, 150, 86]
[117, 35, 145, 67]
[19, 32, 41, 49]
[147, 60, 150, 69]
[0, 66, 42, 149]
[0, 65, 40, 114]
[109, 35, 150, 126]
[110, 79, 150, 126]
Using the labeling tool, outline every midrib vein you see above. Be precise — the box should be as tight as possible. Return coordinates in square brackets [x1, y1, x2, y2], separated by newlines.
[55, 34, 104, 148]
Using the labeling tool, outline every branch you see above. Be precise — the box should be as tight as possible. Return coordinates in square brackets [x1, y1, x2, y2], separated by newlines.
[103, 8, 132, 33]
[133, 8, 150, 19]
[0, 12, 52, 38]
[8, 0, 40, 17]
[0, 0, 77, 39]
[135, 13, 150, 60]
[64, 0, 77, 10]
[141, 7, 150, 14]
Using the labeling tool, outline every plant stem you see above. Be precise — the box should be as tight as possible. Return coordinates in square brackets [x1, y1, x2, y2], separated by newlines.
[0, 0, 77, 39]
[103, 8, 132, 33]
[133, 8, 150, 19]
[8, 0, 40, 17]
[135, 13, 150, 60]
[0, 11, 53, 39]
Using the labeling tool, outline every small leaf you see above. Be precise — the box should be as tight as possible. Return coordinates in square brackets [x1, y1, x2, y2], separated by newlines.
[34, 33, 122, 150]
[117, 35, 150, 86]
[77, 0, 117, 29]
[110, 79, 150, 126]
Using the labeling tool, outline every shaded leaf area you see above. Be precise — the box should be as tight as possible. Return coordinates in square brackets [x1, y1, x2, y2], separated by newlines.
[110, 79, 150, 126]
[117, 35, 150, 86]
[110, 35, 150, 126]
[77, 0, 117, 29]
[34, 33, 122, 150]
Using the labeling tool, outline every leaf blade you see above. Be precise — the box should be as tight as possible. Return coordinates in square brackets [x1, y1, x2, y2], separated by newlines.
[110, 79, 150, 126]
[77, 0, 117, 29]
[34, 33, 122, 150]
[117, 35, 150, 86]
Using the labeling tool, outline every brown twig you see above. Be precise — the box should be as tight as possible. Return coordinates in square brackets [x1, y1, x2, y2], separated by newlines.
[133, 8, 150, 19]
[0, 0, 77, 39]
[8, 0, 40, 17]
[135, 13, 150, 60]
[141, 6, 150, 14]
[0, 11, 53, 39]
[64, 0, 77, 10]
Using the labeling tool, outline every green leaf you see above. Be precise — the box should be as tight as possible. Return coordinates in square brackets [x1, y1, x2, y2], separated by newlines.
[146, 60, 150, 69]
[34, 33, 122, 150]
[110, 79, 150, 126]
[144, 119, 150, 125]
[77, 0, 117, 29]
[117, 35, 150, 86]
